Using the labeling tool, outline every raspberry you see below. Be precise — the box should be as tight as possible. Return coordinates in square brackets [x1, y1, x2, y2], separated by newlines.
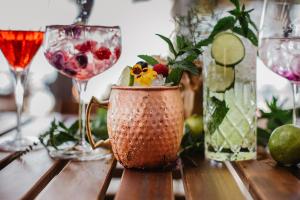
[153, 64, 169, 77]
[114, 47, 121, 59]
[94, 47, 111, 60]
[75, 40, 97, 53]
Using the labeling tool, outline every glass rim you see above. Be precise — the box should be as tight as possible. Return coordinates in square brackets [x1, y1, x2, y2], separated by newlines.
[111, 85, 180, 90]
[45, 24, 120, 30]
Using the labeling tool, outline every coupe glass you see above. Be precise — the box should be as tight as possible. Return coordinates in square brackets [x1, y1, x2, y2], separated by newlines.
[44, 25, 121, 160]
[259, 0, 300, 125]
[0, 30, 44, 151]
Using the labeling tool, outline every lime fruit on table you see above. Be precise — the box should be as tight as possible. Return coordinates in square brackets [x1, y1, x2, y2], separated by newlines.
[268, 124, 300, 165]
[185, 115, 203, 137]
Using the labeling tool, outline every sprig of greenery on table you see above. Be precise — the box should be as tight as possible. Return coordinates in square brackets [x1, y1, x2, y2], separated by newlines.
[196, 0, 258, 47]
[138, 34, 201, 85]
[39, 108, 108, 150]
[257, 97, 292, 146]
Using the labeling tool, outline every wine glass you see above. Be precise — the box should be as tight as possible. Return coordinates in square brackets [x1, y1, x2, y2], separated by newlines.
[259, 0, 300, 125]
[44, 25, 121, 160]
[0, 30, 44, 151]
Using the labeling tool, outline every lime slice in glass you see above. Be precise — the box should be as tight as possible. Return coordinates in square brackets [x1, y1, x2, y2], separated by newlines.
[211, 32, 245, 66]
[207, 63, 234, 92]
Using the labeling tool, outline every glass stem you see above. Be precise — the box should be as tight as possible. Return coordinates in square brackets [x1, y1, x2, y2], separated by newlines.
[75, 80, 88, 147]
[291, 83, 300, 126]
[13, 70, 25, 141]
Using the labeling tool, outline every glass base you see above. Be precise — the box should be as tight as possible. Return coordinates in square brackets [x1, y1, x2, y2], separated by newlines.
[0, 136, 41, 152]
[206, 150, 256, 161]
[48, 144, 111, 161]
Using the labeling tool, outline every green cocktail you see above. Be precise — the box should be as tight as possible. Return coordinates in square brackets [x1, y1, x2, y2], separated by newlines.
[203, 32, 257, 161]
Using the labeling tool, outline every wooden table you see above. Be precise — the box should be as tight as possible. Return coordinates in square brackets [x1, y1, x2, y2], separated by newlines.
[0, 113, 299, 200]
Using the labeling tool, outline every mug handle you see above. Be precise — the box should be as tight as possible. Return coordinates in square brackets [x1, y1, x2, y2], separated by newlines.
[86, 96, 111, 149]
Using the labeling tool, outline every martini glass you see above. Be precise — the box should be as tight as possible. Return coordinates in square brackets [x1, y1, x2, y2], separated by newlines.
[44, 25, 121, 160]
[0, 30, 44, 151]
[259, 0, 300, 125]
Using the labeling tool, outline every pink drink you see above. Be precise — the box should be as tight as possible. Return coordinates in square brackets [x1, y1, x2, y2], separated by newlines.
[259, 37, 300, 83]
[44, 25, 121, 81]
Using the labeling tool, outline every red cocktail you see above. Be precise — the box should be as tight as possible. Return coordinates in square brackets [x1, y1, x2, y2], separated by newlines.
[0, 30, 44, 151]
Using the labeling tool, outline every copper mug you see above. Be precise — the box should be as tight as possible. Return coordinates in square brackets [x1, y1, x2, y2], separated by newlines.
[86, 86, 184, 169]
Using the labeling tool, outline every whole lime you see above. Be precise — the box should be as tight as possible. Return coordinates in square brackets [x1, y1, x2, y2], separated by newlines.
[185, 115, 203, 137]
[268, 124, 300, 165]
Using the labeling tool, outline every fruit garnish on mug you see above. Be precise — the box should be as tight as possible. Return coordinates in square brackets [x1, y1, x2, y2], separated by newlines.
[118, 34, 202, 87]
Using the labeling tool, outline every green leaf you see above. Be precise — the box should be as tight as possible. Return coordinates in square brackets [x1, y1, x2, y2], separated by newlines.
[173, 60, 199, 75]
[196, 38, 212, 48]
[137, 55, 159, 65]
[176, 35, 185, 50]
[165, 67, 183, 85]
[246, 12, 258, 31]
[230, 0, 240, 10]
[239, 16, 249, 35]
[196, 16, 236, 48]
[156, 34, 177, 56]
[232, 26, 258, 46]
[52, 132, 78, 147]
[245, 28, 258, 47]
[69, 120, 79, 135]
[207, 97, 229, 134]
[211, 16, 236, 37]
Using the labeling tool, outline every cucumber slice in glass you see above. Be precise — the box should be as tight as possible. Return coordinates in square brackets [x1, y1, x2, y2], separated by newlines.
[211, 32, 245, 66]
[118, 66, 134, 86]
[207, 63, 234, 92]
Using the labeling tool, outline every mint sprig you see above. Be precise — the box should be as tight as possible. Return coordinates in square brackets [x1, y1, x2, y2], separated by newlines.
[196, 0, 258, 47]
[207, 97, 229, 134]
[39, 108, 109, 150]
[138, 34, 201, 86]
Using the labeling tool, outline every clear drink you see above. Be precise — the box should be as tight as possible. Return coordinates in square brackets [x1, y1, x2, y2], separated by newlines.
[259, 37, 300, 83]
[204, 32, 257, 161]
[44, 25, 121, 81]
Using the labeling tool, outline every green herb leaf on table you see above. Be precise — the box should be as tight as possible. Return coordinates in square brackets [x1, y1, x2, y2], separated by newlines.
[257, 97, 292, 146]
[179, 123, 204, 164]
[39, 108, 109, 150]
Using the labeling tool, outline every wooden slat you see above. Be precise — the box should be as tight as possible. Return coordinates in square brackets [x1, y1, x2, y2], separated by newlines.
[0, 150, 67, 200]
[0, 114, 60, 169]
[233, 150, 300, 200]
[36, 151, 116, 200]
[115, 169, 173, 200]
[0, 114, 68, 200]
[181, 157, 245, 200]
[0, 112, 32, 136]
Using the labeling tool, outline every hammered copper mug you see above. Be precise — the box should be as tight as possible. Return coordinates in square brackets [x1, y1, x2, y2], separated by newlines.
[86, 86, 184, 169]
